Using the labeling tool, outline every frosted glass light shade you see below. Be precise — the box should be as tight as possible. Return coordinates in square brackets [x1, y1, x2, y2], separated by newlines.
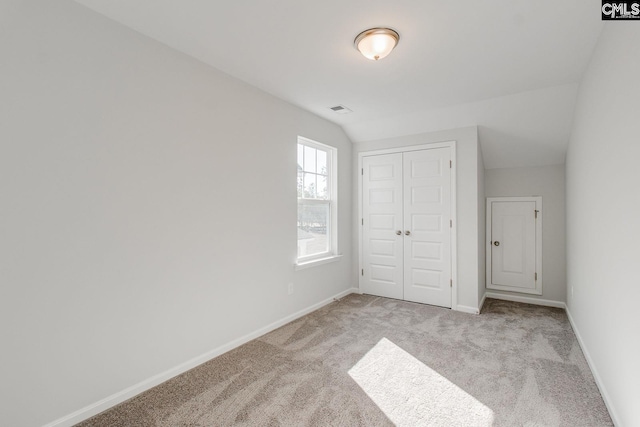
[354, 28, 400, 61]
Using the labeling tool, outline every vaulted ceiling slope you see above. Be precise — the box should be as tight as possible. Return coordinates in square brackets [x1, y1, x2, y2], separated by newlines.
[75, 0, 603, 168]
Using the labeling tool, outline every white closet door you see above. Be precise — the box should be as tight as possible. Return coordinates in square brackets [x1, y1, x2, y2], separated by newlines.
[361, 153, 404, 300]
[402, 148, 452, 308]
[488, 199, 539, 294]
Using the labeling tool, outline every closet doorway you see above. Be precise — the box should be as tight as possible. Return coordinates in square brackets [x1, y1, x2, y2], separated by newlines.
[358, 143, 456, 309]
[486, 197, 542, 295]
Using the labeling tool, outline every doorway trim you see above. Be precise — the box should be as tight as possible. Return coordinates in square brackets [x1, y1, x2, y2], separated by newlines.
[357, 141, 457, 310]
[486, 196, 543, 295]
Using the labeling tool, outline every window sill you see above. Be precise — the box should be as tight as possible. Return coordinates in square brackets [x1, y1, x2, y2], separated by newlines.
[295, 254, 343, 271]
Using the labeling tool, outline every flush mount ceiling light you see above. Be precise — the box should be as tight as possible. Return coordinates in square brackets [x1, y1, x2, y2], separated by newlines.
[354, 27, 400, 61]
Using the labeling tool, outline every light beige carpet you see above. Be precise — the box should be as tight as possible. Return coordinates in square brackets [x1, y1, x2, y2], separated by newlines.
[78, 295, 613, 426]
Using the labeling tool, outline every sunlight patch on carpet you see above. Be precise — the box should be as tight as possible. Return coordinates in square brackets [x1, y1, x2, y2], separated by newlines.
[348, 338, 494, 426]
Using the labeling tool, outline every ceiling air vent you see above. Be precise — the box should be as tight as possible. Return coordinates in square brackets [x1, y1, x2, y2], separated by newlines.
[329, 105, 352, 114]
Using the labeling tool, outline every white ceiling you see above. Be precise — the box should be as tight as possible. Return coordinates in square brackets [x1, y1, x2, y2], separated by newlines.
[75, 0, 603, 168]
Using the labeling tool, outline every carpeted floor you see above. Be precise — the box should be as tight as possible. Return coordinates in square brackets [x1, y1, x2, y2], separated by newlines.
[78, 295, 613, 426]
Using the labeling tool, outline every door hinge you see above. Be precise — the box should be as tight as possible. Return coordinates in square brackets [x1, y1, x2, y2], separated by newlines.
[535, 272, 538, 281]
[535, 210, 539, 219]
[450, 279, 453, 287]
[361, 168, 364, 175]
[450, 219, 452, 228]
[361, 269, 364, 276]
[449, 160, 452, 168]
[361, 218, 363, 226]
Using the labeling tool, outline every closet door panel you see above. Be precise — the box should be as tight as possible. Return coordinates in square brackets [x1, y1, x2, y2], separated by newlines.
[361, 153, 404, 300]
[403, 148, 452, 308]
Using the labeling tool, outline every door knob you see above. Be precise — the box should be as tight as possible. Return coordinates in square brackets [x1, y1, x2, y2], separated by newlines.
[405, 230, 411, 236]
[493, 241, 500, 246]
[396, 230, 402, 235]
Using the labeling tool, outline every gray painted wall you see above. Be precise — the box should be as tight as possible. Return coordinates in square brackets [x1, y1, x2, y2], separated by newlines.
[565, 23, 640, 426]
[477, 132, 486, 307]
[484, 165, 566, 303]
[0, 2, 353, 426]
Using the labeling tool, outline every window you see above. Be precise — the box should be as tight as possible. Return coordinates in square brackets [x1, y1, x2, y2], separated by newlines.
[297, 137, 337, 263]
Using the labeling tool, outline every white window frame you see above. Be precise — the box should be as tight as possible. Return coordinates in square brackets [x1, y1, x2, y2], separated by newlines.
[295, 136, 339, 268]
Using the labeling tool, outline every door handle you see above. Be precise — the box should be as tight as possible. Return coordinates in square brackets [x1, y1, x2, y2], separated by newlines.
[396, 230, 402, 235]
[405, 230, 411, 236]
[493, 241, 500, 246]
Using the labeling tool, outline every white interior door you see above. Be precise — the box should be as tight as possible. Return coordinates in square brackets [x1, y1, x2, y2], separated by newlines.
[361, 153, 404, 300]
[487, 198, 542, 295]
[403, 148, 452, 308]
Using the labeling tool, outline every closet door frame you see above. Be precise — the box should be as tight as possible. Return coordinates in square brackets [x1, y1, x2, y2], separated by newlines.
[358, 141, 458, 310]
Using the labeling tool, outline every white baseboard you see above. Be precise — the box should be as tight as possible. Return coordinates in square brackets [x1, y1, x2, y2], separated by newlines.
[565, 307, 620, 427]
[484, 293, 618, 424]
[44, 287, 359, 427]
[484, 292, 566, 309]
[456, 304, 480, 314]
[478, 293, 487, 313]
[455, 293, 487, 315]
[484, 292, 618, 424]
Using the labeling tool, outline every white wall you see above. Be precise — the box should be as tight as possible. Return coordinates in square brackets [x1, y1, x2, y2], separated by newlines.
[477, 134, 486, 308]
[484, 165, 566, 303]
[0, 2, 353, 426]
[354, 126, 482, 312]
[565, 23, 640, 426]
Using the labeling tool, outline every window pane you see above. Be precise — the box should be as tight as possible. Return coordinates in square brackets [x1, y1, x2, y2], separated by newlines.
[304, 146, 316, 173]
[297, 138, 336, 263]
[303, 173, 316, 198]
[317, 175, 328, 199]
[297, 170, 304, 198]
[297, 202, 329, 258]
[317, 149, 327, 176]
